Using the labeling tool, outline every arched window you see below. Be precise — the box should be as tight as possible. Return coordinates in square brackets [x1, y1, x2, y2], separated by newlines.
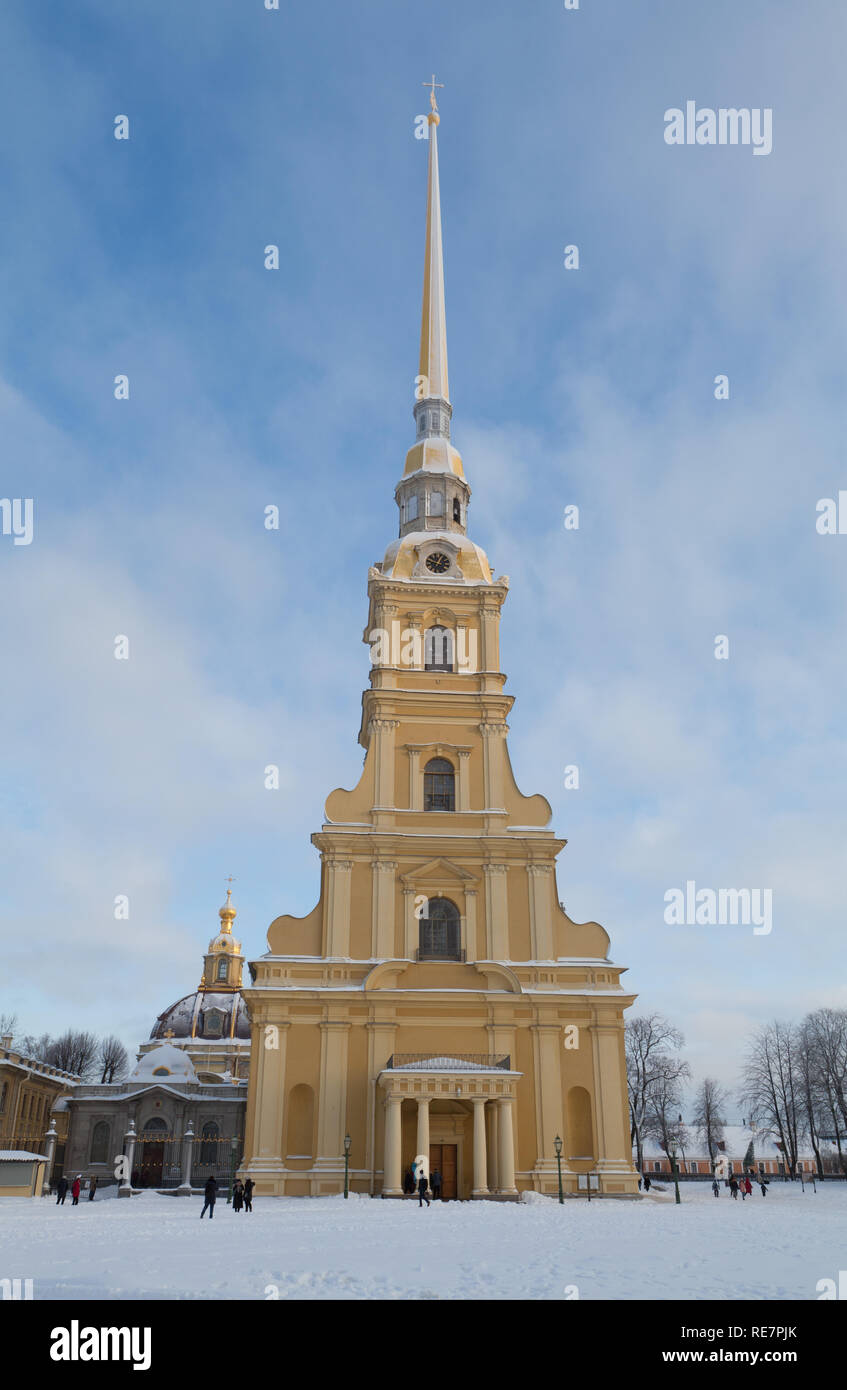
[424, 757, 455, 812]
[199, 1121, 219, 1165]
[89, 1121, 109, 1164]
[419, 896, 461, 960]
[216, 958, 228, 982]
[286, 1084, 315, 1157]
[142, 1117, 167, 1136]
[567, 1087, 595, 1159]
[452, 497, 461, 522]
[151, 1067, 171, 1076]
[424, 627, 454, 672]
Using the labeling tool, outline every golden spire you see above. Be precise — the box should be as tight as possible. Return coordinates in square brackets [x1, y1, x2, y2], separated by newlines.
[419, 75, 449, 405]
[219, 878, 237, 931]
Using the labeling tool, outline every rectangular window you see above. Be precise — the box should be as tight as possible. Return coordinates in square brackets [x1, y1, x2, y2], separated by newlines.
[430, 491, 443, 515]
[407, 495, 418, 521]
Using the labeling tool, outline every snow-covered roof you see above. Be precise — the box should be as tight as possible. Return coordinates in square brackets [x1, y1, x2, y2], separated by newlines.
[0, 1150, 45, 1162]
[129, 1042, 197, 1083]
[640, 1124, 818, 1162]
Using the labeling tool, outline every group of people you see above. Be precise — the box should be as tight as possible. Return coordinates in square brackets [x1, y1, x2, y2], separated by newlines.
[403, 1163, 442, 1207]
[721, 1172, 769, 1200]
[199, 1174, 254, 1218]
[54, 1175, 97, 1205]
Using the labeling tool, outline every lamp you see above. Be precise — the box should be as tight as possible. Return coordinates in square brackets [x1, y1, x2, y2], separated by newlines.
[343, 1132, 352, 1199]
[554, 1134, 564, 1204]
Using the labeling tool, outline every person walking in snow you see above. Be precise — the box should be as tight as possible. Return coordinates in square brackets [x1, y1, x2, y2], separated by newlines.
[417, 1172, 430, 1208]
[243, 1178, 254, 1212]
[71, 1176, 81, 1206]
[403, 1166, 416, 1196]
[430, 1168, 442, 1200]
[729, 1176, 739, 1200]
[759, 1177, 768, 1197]
[56, 1175, 69, 1205]
[744, 1176, 752, 1198]
[643, 1173, 651, 1192]
[88, 1175, 98, 1201]
[232, 1178, 244, 1212]
[712, 1178, 720, 1197]
[200, 1175, 218, 1219]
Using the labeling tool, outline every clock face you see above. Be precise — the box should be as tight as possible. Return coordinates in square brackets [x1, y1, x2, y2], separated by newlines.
[425, 552, 450, 574]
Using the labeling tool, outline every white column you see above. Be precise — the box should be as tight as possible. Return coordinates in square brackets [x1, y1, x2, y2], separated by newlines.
[42, 1122, 58, 1195]
[457, 749, 471, 811]
[527, 864, 554, 960]
[369, 718, 399, 809]
[487, 1101, 499, 1192]
[479, 722, 506, 811]
[372, 861, 397, 958]
[407, 746, 422, 810]
[118, 1120, 136, 1197]
[471, 1097, 489, 1197]
[325, 858, 353, 957]
[255, 1020, 288, 1162]
[383, 1094, 403, 1196]
[497, 1098, 517, 1195]
[484, 863, 509, 961]
[416, 1096, 431, 1166]
[464, 889, 478, 962]
[177, 1122, 195, 1195]
[403, 887, 418, 958]
[316, 1022, 350, 1168]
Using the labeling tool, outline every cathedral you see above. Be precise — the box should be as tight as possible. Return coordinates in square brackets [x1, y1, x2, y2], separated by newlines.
[240, 90, 639, 1200]
[60, 890, 249, 1192]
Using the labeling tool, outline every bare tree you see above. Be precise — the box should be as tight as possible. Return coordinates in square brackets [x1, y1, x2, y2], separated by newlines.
[0, 1012, 19, 1041]
[740, 1021, 802, 1177]
[644, 1064, 692, 1158]
[46, 1029, 99, 1080]
[97, 1035, 129, 1084]
[691, 1077, 729, 1165]
[626, 1014, 689, 1172]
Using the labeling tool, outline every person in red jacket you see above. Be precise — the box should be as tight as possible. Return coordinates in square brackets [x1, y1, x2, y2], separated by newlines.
[744, 1175, 753, 1198]
[71, 1176, 81, 1206]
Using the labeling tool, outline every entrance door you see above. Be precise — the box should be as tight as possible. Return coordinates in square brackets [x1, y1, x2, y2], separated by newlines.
[430, 1144, 458, 1200]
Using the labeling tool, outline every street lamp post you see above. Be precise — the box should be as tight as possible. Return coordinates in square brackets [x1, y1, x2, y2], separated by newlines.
[554, 1135, 564, 1204]
[227, 1136, 238, 1204]
[344, 1133, 352, 1198]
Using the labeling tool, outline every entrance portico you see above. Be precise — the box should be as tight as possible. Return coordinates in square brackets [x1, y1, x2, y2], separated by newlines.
[378, 1055, 521, 1200]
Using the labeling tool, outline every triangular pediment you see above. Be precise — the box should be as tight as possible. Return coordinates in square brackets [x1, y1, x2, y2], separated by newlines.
[400, 857, 479, 888]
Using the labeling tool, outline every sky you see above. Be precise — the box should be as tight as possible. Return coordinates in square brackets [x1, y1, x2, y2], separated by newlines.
[1, 0, 845, 1106]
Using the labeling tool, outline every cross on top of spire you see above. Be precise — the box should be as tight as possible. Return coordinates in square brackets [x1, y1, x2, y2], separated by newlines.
[422, 74, 444, 112]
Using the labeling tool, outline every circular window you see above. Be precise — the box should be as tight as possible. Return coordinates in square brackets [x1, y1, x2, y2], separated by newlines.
[425, 552, 450, 574]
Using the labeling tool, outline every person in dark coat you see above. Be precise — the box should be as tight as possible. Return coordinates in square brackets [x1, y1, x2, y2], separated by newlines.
[759, 1177, 769, 1196]
[243, 1178, 254, 1212]
[430, 1168, 442, 1200]
[417, 1172, 430, 1208]
[729, 1176, 739, 1199]
[643, 1174, 651, 1192]
[712, 1178, 720, 1197]
[403, 1166, 416, 1196]
[71, 1176, 81, 1206]
[88, 1175, 98, 1201]
[232, 1179, 244, 1212]
[200, 1175, 218, 1219]
[56, 1175, 69, 1205]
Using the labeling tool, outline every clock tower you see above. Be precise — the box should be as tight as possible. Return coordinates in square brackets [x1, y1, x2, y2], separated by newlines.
[241, 88, 639, 1201]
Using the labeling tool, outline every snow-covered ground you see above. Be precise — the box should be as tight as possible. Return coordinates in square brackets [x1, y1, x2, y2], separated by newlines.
[3, 1181, 844, 1300]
